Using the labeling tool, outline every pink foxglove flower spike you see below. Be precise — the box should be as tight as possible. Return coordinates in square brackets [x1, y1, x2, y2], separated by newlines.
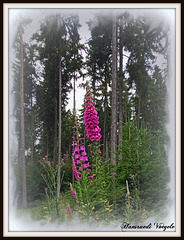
[67, 205, 71, 216]
[84, 88, 101, 142]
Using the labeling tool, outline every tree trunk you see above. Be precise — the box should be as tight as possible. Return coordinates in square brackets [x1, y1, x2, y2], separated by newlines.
[103, 65, 107, 161]
[125, 98, 127, 124]
[73, 70, 76, 115]
[137, 94, 141, 130]
[106, 136, 109, 160]
[92, 63, 96, 98]
[20, 18, 27, 208]
[31, 89, 34, 161]
[110, 15, 117, 166]
[57, 57, 62, 201]
[46, 133, 49, 158]
[53, 94, 57, 162]
[72, 70, 76, 185]
[118, 31, 123, 159]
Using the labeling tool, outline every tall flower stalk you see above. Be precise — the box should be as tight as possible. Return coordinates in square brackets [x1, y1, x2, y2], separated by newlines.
[71, 109, 92, 183]
[84, 88, 101, 142]
[70, 110, 94, 202]
[69, 86, 110, 220]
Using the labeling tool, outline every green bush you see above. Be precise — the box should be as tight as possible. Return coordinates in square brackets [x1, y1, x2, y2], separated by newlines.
[115, 121, 169, 215]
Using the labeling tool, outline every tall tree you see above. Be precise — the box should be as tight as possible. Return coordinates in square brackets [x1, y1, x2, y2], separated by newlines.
[103, 65, 108, 161]
[110, 15, 117, 165]
[125, 15, 166, 130]
[33, 14, 83, 160]
[86, 15, 112, 159]
[57, 57, 62, 200]
[118, 19, 123, 160]
[19, 18, 27, 207]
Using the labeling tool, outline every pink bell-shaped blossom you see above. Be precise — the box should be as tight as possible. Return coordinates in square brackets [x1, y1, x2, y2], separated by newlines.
[84, 89, 101, 142]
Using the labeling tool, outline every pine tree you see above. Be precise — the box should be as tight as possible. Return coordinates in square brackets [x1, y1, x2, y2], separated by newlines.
[124, 15, 166, 130]
[86, 15, 112, 159]
[33, 14, 83, 160]
[110, 15, 117, 166]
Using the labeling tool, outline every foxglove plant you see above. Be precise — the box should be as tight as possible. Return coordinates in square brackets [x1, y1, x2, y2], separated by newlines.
[84, 88, 101, 142]
[67, 205, 71, 216]
[71, 111, 94, 183]
[72, 143, 93, 180]
[70, 183, 77, 200]
[70, 109, 102, 218]
[69, 88, 110, 220]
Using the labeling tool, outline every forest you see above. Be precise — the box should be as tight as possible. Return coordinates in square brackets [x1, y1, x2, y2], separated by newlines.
[10, 10, 171, 227]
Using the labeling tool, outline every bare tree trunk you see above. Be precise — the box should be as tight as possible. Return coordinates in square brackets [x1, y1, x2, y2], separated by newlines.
[46, 134, 49, 157]
[92, 63, 96, 99]
[31, 91, 34, 161]
[106, 136, 109, 160]
[73, 71, 76, 115]
[53, 95, 57, 162]
[57, 57, 62, 200]
[103, 66, 107, 161]
[137, 94, 141, 130]
[118, 31, 123, 159]
[20, 18, 27, 208]
[125, 98, 127, 124]
[72, 70, 76, 185]
[110, 15, 117, 166]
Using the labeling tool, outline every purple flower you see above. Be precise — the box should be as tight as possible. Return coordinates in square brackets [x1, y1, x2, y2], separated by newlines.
[74, 146, 80, 152]
[83, 162, 90, 168]
[73, 161, 79, 180]
[79, 166, 83, 171]
[81, 151, 87, 156]
[70, 184, 77, 199]
[75, 154, 80, 159]
[80, 145, 85, 151]
[84, 89, 101, 142]
[67, 205, 71, 216]
[83, 156, 88, 162]
[80, 156, 88, 162]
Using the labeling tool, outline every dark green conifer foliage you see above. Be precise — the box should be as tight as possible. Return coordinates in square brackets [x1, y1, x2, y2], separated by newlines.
[32, 14, 83, 160]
